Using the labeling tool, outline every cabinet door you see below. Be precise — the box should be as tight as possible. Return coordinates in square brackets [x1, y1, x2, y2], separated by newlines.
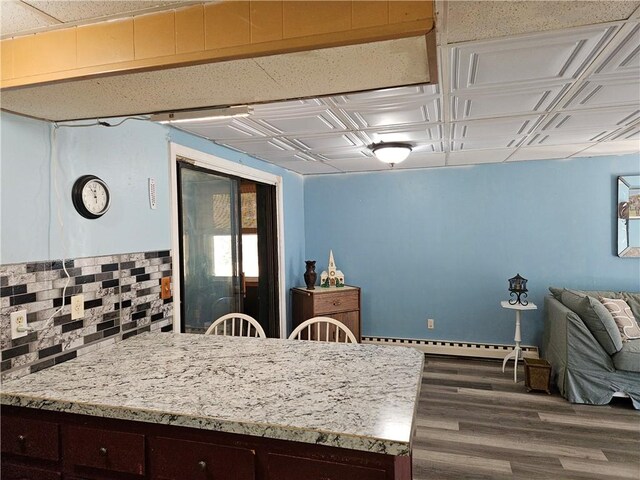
[1, 463, 61, 480]
[333, 311, 360, 340]
[149, 436, 255, 480]
[266, 453, 385, 480]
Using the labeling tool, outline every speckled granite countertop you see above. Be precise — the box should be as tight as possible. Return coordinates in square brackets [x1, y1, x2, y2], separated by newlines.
[0, 332, 424, 456]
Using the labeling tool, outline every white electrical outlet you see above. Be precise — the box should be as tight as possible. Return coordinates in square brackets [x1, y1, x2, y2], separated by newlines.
[71, 294, 84, 320]
[11, 310, 28, 339]
[427, 318, 435, 329]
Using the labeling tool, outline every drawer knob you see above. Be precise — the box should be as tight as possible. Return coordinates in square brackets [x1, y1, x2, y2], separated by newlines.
[333, 300, 341, 306]
[99, 447, 108, 456]
[17, 434, 26, 444]
[198, 460, 207, 471]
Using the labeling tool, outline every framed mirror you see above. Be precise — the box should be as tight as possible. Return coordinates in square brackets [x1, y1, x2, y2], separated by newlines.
[617, 175, 640, 257]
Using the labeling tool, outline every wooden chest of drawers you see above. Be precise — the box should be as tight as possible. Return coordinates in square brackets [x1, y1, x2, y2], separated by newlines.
[291, 286, 361, 341]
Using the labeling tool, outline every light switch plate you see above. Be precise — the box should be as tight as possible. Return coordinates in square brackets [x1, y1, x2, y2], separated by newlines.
[71, 294, 84, 320]
[10, 310, 28, 339]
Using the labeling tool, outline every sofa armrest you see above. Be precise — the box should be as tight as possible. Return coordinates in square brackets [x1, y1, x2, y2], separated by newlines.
[543, 296, 613, 368]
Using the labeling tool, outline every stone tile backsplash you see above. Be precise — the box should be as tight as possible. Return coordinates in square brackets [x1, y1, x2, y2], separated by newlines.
[0, 250, 173, 380]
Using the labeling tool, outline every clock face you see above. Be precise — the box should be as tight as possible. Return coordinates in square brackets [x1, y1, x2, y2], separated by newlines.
[72, 175, 111, 219]
[82, 180, 109, 215]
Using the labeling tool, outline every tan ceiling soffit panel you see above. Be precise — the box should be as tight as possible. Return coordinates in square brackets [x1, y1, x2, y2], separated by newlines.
[1, 1, 435, 90]
[0, 36, 431, 122]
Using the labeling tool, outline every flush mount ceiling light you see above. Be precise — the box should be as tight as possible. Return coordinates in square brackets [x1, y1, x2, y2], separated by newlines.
[150, 105, 253, 124]
[371, 142, 412, 166]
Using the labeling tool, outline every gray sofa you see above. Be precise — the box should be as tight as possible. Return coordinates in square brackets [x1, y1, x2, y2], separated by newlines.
[542, 288, 640, 409]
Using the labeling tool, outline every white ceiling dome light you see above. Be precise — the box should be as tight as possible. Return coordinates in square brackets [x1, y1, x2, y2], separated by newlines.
[371, 142, 413, 166]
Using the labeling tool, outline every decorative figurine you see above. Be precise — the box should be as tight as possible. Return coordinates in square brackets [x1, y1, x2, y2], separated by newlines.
[320, 250, 345, 288]
[508, 273, 529, 306]
[304, 260, 317, 290]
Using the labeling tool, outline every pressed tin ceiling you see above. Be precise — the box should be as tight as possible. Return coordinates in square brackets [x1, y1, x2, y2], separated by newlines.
[1, 0, 639, 174]
[171, 14, 640, 174]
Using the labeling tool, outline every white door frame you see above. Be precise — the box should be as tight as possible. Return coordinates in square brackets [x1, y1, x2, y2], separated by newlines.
[169, 143, 287, 339]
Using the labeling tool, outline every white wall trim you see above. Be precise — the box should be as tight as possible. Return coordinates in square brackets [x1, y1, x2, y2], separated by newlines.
[361, 336, 540, 360]
[168, 142, 287, 339]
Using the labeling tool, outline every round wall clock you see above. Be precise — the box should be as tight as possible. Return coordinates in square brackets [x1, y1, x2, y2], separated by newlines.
[71, 175, 111, 219]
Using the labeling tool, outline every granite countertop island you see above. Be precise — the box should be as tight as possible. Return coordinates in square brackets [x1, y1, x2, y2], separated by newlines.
[0, 332, 424, 457]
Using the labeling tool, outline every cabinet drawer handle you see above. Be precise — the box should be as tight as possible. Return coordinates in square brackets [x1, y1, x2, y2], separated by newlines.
[17, 434, 26, 444]
[99, 447, 108, 456]
[198, 460, 207, 471]
[333, 300, 341, 306]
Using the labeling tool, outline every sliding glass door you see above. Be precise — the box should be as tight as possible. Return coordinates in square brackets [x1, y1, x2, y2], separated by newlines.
[177, 162, 242, 333]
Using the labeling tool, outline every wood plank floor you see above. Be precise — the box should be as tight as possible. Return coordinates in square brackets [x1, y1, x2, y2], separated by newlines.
[413, 355, 640, 480]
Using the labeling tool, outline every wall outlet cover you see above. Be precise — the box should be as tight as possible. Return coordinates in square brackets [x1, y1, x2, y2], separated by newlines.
[10, 310, 28, 339]
[161, 276, 171, 300]
[427, 318, 435, 329]
[71, 294, 84, 320]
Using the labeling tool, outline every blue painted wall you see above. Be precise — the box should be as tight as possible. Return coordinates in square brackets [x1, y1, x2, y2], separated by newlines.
[0, 112, 305, 330]
[0, 113, 51, 262]
[304, 155, 640, 347]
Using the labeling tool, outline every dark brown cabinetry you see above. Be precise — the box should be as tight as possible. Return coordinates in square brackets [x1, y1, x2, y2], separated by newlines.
[1, 406, 410, 480]
[291, 286, 361, 341]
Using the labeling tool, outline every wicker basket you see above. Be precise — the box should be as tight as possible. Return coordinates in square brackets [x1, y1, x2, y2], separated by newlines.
[524, 357, 551, 394]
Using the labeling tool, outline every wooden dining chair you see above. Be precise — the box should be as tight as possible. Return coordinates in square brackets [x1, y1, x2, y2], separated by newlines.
[205, 313, 266, 338]
[288, 317, 358, 343]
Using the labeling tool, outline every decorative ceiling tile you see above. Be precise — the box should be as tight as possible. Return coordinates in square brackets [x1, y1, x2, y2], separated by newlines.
[578, 140, 640, 156]
[538, 107, 640, 134]
[175, 118, 271, 141]
[252, 109, 347, 136]
[251, 98, 325, 115]
[328, 84, 439, 107]
[590, 23, 640, 80]
[217, 137, 297, 157]
[506, 143, 596, 162]
[560, 77, 640, 110]
[314, 148, 372, 162]
[451, 116, 542, 140]
[525, 130, 615, 147]
[338, 100, 440, 129]
[449, 25, 618, 93]
[447, 149, 515, 166]
[322, 158, 391, 173]
[268, 160, 342, 175]
[450, 84, 571, 120]
[287, 132, 363, 151]
[359, 125, 443, 145]
[603, 124, 640, 141]
[451, 137, 526, 151]
[394, 152, 447, 169]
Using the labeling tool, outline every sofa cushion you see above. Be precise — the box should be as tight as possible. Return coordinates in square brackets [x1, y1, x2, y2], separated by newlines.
[621, 292, 640, 322]
[549, 287, 621, 301]
[601, 298, 640, 341]
[612, 339, 640, 372]
[560, 289, 623, 354]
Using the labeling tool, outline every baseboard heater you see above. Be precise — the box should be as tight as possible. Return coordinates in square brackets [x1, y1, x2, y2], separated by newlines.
[361, 336, 540, 360]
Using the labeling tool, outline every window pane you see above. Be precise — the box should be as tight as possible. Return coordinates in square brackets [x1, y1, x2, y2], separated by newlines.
[242, 234, 259, 277]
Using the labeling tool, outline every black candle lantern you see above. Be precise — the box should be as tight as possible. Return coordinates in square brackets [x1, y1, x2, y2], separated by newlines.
[508, 274, 528, 306]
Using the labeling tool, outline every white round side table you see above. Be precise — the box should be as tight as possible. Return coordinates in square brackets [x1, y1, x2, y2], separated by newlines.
[500, 301, 537, 382]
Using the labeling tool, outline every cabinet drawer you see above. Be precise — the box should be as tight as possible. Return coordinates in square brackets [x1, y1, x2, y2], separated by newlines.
[1, 463, 61, 480]
[1, 415, 60, 461]
[266, 453, 385, 480]
[313, 290, 359, 314]
[65, 426, 145, 476]
[149, 436, 255, 480]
